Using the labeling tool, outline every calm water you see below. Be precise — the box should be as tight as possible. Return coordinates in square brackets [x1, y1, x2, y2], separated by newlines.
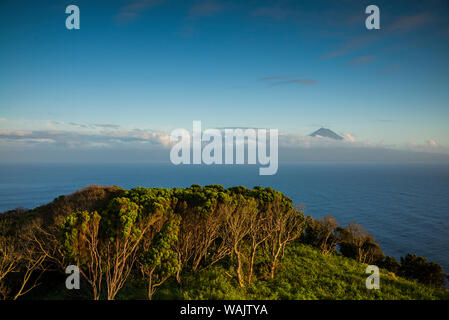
[0, 163, 448, 272]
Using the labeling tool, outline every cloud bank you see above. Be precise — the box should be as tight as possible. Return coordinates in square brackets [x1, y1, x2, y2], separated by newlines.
[1, 122, 448, 164]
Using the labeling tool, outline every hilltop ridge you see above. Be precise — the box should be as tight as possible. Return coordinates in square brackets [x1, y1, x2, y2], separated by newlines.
[310, 127, 344, 140]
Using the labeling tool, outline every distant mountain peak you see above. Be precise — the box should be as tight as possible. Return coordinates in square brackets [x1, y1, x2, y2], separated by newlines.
[310, 127, 343, 140]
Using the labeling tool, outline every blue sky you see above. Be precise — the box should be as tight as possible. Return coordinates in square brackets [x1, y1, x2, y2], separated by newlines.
[1, 0, 449, 161]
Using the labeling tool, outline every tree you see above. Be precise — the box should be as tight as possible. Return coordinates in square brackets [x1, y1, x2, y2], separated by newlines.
[265, 199, 306, 279]
[219, 197, 257, 287]
[0, 219, 48, 301]
[61, 196, 165, 300]
[11, 232, 46, 300]
[175, 201, 224, 282]
[246, 202, 271, 284]
[380, 256, 401, 274]
[61, 210, 103, 300]
[399, 254, 445, 288]
[337, 222, 384, 265]
[139, 215, 180, 299]
[302, 216, 339, 255]
[0, 236, 17, 299]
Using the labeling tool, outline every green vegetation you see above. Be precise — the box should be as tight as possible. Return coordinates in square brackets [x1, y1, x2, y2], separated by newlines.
[122, 243, 447, 300]
[0, 185, 447, 300]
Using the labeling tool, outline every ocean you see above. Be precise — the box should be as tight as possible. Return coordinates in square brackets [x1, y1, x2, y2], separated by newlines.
[0, 163, 448, 272]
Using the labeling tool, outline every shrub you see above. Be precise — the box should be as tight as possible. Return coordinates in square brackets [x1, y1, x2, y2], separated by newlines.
[399, 254, 445, 288]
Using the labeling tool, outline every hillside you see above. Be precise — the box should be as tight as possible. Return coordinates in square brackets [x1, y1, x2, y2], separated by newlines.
[117, 243, 448, 300]
[28, 243, 449, 300]
[1, 185, 447, 300]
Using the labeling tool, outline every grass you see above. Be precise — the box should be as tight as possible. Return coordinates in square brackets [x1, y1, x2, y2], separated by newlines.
[116, 243, 449, 300]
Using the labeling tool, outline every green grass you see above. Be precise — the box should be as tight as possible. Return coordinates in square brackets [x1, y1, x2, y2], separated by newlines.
[116, 243, 449, 300]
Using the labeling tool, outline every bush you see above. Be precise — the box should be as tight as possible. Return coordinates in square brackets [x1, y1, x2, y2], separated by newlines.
[336, 222, 384, 265]
[302, 215, 339, 255]
[399, 254, 445, 288]
[380, 256, 401, 274]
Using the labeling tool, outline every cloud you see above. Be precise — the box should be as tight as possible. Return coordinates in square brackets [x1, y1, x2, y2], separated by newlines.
[115, 0, 164, 23]
[2, 127, 449, 164]
[351, 56, 375, 65]
[277, 132, 381, 149]
[258, 75, 289, 81]
[1, 118, 447, 157]
[320, 12, 434, 60]
[321, 34, 377, 59]
[66, 122, 121, 130]
[342, 133, 356, 142]
[0, 130, 32, 137]
[189, 1, 224, 17]
[320, 12, 436, 60]
[0, 127, 372, 151]
[406, 139, 447, 153]
[390, 13, 434, 32]
[177, 1, 225, 38]
[374, 119, 396, 123]
[259, 76, 317, 86]
[272, 78, 318, 86]
[427, 139, 438, 147]
[0, 119, 126, 133]
[0, 129, 171, 149]
[380, 63, 401, 75]
[68, 122, 89, 129]
[92, 124, 121, 130]
[252, 7, 299, 20]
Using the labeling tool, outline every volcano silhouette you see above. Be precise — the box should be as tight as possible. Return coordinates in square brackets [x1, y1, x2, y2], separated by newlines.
[309, 128, 343, 140]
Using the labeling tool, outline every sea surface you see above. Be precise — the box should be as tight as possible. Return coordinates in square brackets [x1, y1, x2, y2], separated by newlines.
[0, 163, 448, 272]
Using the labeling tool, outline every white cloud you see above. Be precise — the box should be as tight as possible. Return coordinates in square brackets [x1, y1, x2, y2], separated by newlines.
[427, 139, 438, 147]
[0, 128, 171, 149]
[0, 121, 447, 156]
[405, 139, 448, 154]
[342, 133, 356, 142]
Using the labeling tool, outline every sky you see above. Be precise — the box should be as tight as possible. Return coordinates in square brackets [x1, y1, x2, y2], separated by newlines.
[1, 0, 449, 162]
